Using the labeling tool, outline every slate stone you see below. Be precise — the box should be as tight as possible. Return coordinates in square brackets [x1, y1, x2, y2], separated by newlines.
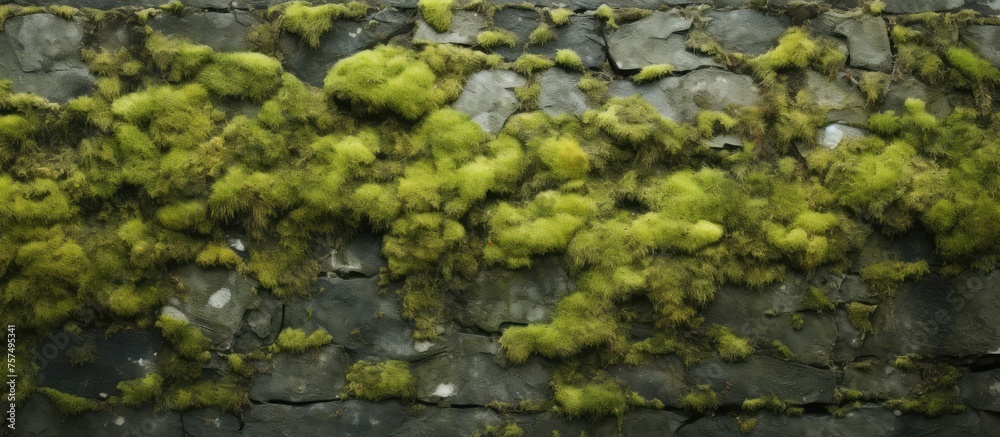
[321, 233, 388, 278]
[278, 9, 413, 86]
[860, 270, 1000, 358]
[514, 412, 619, 436]
[182, 408, 243, 437]
[454, 256, 570, 332]
[413, 10, 485, 45]
[843, 364, 920, 400]
[285, 277, 445, 360]
[882, 0, 964, 13]
[706, 134, 742, 149]
[489, 8, 541, 60]
[962, 25, 1000, 69]
[857, 225, 940, 270]
[833, 308, 865, 363]
[232, 289, 284, 353]
[391, 406, 503, 437]
[834, 17, 891, 72]
[704, 10, 790, 56]
[161, 265, 260, 350]
[8, 0, 161, 7]
[677, 407, 897, 437]
[605, 11, 718, 72]
[413, 334, 550, 405]
[963, 0, 1000, 15]
[19, 395, 183, 437]
[35, 329, 162, 399]
[621, 409, 689, 436]
[809, 11, 851, 38]
[242, 400, 409, 436]
[882, 77, 955, 118]
[835, 275, 874, 303]
[250, 344, 349, 403]
[533, 16, 606, 70]
[959, 368, 1000, 412]
[892, 411, 1000, 436]
[801, 71, 869, 125]
[687, 355, 838, 405]
[149, 11, 263, 53]
[609, 69, 760, 123]
[0, 14, 94, 103]
[452, 70, 525, 134]
[816, 123, 867, 150]
[538, 68, 589, 116]
[608, 356, 687, 408]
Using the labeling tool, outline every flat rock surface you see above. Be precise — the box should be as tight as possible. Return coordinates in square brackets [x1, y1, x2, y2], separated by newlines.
[704, 10, 789, 56]
[882, 0, 964, 13]
[538, 69, 589, 116]
[959, 368, 1000, 412]
[452, 69, 525, 134]
[834, 17, 891, 72]
[610, 69, 760, 123]
[149, 11, 263, 53]
[687, 355, 838, 405]
[608, 356, 687, 408]
[321, 233, 387, 278]
[182, 408, 243, 437]
[962, 25, 1000, 68]
[882, 77, 955, 118]
[454, 256, 571, 331]
[802, 71, 869, 124]
[250, 344, 350, 403]
[35, 329, 162, 399]
[19, 395, 183, 437]
[162, 265, 260, 350]
[606, 11, 717, 72]
[413, 10, 484, 45]
[0, 14, 94, 103]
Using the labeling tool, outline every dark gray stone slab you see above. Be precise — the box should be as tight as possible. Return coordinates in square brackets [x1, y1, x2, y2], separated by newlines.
[882, 77, 955, 118]
[882, 0, 964, 13]
[687, 355, 838, 405]
[704, 10, 789, 57]
[677, 407, 897, 437]
[182, 408, 242, 437]
[232, 289, 283, 353]
[609, 69, 760, 123]
[321, 233, 387, 278]
[18, 395, 183, 437]
[959, 369, 1000, 412]
[843, 364, 920, 400]
[860, 270, 1000, 358]
[149, 11, 263, 53]
[161, 265, 260, 351]
[609, 356, 687, 408]
[278, 9, 413, 87]
[0, 14, 94, 103]
[35, 329, 162, 399]
[241, 400, 408, 436]
[834, 17, 891, 72]
[538, 68, 589, 116]
[802, 71, 869, 125]
[454, 256, 570, 332]
[413, 334, 551, 405]
[962, 25, 1000, 69]
[451, 69, 525, 135]
[606, 11, 718, 72]
[250, 344, 350, 403]
[413, 10, 485, 45]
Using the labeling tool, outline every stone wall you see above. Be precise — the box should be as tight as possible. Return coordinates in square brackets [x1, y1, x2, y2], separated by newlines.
[3, 0, 1000, 436]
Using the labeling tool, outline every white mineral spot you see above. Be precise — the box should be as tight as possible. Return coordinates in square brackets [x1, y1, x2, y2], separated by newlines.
[161, 306, 189, 322]
[527, 307, 546, 322]
[208, 288, 232, 309]
[414, 341, 434, 352]
[114, 416, 125, 426]
[207, 418, 220, 428]
[99, 392, 108, 399]
[432, 383, 455, 398]
[228, 238, 245, 251]
[349, 28, 362, 38]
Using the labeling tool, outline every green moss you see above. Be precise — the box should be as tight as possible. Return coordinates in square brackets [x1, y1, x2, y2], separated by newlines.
[324, 45, 449, 120]
[529, 24, 557, 45]
[279, 1, 368, 48]
[549, 7, 573, 26]
[632, 64, 675, 84]
[106, 285, 166, 317]
[484, 191, 597, 268]
[46, 5, 78, 19]
[156, 314, 212, 360]
[802, 286, 834, 312]
[681, 385, 718, 413]
[476, 30, 518, 48]
[742, 394, 797, 414]
[894, 354, 920, 370]
[345, 360, 416, 400]
[195, 244, 242, 268]
[867, 0, 886, 14]
[418, 0, 455, 33]
[749, 27, 844, 84]
[481, 422, 525, 437]
[167, 380, 245, 412]
[846, 302, 877, 333]
[537, 135, 590, 180]
[859, 71, 891, 105]
[117, 373, 164, 407]
[37, 388, 101, 415]
[500, 293, 620, 363]
[791, 313, 804, 330]
[67, 342, 97, 367]
[145, 33, 214, 82]
[594, 4, 617, 28]
[513, 54, 555, 75]
[554, 49, 584, 72]
[197, 52, 284, 101]
[860, 260, 930, 297]
[159, 0, 183, 14]
[714, 326, 753, 361]
[275, 327, 333, 353]
[772, 340, 795, 360]
[552, 373, 637, 418]
[946, 46, 1000, 83]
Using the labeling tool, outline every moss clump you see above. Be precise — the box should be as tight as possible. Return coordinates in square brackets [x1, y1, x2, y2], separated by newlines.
[749, 27, 844, 84]
[345, 360, 416, 400]
[195, 244, 242, 268]
[846, 302, 877, 333]
[279, 1, 368, 48]
[156, 315, 212, 360]
[500, 293, 620, 363]
[37, 388, 101, 415]
[772, 340, 795, 360]
[802, 286, 834, 312]
[552, 371, 639, 418]
[167, 380, 246, 412]
[476, 30, 517, 48]
[67, 342, 97, 367]
[946, 46, 1000, 83]
[529, 24, 557, 45]
[859, 71, 891, 105]
[197, 52, 284, 101]
[681, 385, 718, 413]
[324, 45, 449, 120]
[418, 0, 455, 33]
[549, 7, 573, 26]
[145, 33, 214, 82]
[117, 373, 164, 407]
[867, 0, 886, 14]
[513, 54, 555, 75]
[537, 135, 590, 180]
[742, 394, 799, 414]
[47, 5, 78, 19]
[594, 4, 617, 28]
[885, 364, 965, 416]
[632, 64, 675, 84]
[275, 327, 333, 353]
[859, 260, 930, 297]
[483, 191, 598, 268]
[714, 326, 753, 361]
[554, 49, 584, 72]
